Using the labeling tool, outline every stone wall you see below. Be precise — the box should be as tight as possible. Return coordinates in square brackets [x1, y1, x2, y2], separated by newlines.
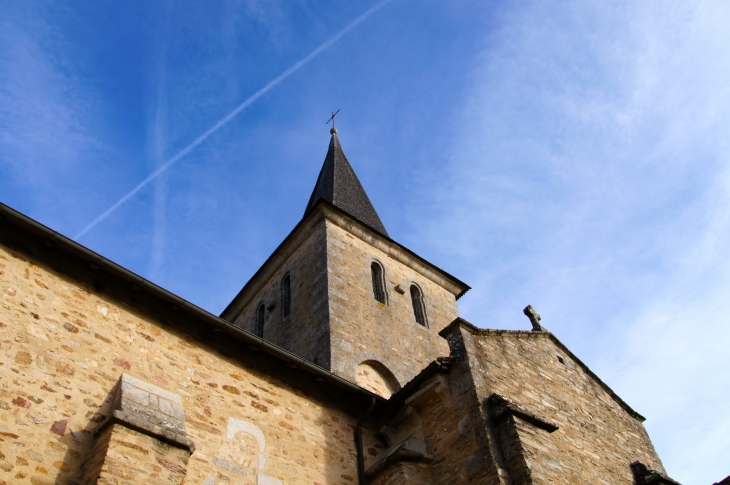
[325, 221, 459, 390]
[355, 362, 399, 399]
[442, 321, 666, 484]
[364, 363, 491, 485]
[363, 320, 669, 485]
[0, 242, 372, 485]
[224, 213, 462, 395]
[84, 424, 190, 485]
[231, 222, 331, 368]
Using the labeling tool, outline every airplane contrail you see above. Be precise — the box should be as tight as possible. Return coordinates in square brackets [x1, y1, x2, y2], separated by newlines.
[75, 0, 394, 240]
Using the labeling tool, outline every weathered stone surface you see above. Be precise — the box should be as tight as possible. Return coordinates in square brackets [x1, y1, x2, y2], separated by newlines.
[50, 419, 67, 436]
[439, 320, 671, 484]
[85, 424, 190, 485]
[0, 242, 367, 485]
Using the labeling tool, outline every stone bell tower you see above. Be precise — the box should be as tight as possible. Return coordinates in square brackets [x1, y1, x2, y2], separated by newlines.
[221, 128, 469, 397]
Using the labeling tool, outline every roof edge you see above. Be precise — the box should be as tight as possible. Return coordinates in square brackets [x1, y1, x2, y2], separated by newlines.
[440, 317, 646, 422]
[0, 202, 386, 408]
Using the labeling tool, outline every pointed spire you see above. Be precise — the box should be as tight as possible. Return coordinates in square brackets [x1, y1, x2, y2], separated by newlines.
[304, 133, 389, 236]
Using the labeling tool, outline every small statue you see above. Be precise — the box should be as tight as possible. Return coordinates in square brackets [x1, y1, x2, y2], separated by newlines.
[523, 305, 544, 332]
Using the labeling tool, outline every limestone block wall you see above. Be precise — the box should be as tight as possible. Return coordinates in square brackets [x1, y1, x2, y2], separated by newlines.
[231, 222, 331, 368]
[325, 221, 459, 390]
[0, 243, 371, 485]
[367, 320, 668, 485]
[445, 323, 666, 484]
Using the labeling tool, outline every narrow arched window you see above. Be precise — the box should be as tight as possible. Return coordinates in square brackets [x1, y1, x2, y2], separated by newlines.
[254, 303, 265, 337]
[371, 262, 387, 304]
[410, 285, 427, 327]
[281, 274, 291, 319]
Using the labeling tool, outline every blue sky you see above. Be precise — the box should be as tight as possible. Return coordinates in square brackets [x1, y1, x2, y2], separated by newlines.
[1, 1, 728, 482]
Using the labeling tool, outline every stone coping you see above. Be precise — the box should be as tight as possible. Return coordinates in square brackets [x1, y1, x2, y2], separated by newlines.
[486, 393, 559, 433]
[95, 374, 195, 452]
[631, 461, 682, 485]
[365, 431, 433, 479]
[103, 409, 196, 453]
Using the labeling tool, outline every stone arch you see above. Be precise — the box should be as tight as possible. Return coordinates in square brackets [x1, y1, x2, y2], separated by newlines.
[356, 360, 401, 398]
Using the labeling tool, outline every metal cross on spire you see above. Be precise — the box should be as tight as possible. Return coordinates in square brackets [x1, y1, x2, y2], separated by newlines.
[326, 109, 340, 134]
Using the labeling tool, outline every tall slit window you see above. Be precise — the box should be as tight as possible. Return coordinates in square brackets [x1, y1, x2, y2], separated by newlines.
[410, 285, 427, 327]
[281, 274, 291, 319]
[254, 303, 265, 337]
[371, 262, 387, 304]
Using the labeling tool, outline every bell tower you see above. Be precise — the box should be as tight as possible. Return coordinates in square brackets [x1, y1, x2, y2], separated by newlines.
[221, 129, 469, 397]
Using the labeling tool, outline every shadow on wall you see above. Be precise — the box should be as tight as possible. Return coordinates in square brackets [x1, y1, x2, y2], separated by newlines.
[319, 398, 383, 485]
[51, 381, 119, 485]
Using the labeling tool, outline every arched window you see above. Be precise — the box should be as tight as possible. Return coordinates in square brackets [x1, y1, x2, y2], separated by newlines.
[410, 285, 427, 327]
[281, 274, 291, 319]
[254, 303, 265, 337]
[371, 262, 387, 304]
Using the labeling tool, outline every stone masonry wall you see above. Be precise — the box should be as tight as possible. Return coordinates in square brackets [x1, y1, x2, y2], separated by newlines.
[231, 222, 331, 368]
[325, 221, 459, 389]
[403, 365, 500, 484]
[85, 424, 190, 485]
[452, 325, 666, 484]
[365, 366, 492, 485]
[0, 242, 370, 485]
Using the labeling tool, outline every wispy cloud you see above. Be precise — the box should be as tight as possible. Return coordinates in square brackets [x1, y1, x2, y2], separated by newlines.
[423, 1, 730, 482]
[0, 17, 109, 196]
[147, 13, 171, 282]
[74, 0, 395, 240]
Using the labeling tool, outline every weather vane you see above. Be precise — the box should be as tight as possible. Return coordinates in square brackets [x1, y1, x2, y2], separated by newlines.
[326, 109, 340, 134]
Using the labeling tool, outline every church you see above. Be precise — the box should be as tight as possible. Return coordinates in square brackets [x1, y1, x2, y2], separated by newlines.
[0, 127, 681, 484]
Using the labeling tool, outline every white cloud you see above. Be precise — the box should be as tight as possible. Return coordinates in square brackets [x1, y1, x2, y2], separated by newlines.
[426, 1, 730, 482]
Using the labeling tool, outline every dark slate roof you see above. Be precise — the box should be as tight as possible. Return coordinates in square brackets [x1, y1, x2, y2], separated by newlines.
[304, 134, 389, 236]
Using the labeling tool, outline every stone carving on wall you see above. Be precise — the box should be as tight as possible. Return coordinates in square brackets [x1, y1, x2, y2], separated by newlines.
[202, 417, 283, 485]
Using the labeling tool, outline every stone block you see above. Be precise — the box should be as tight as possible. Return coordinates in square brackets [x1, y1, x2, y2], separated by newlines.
[159, 397, 185, 421]
[109, 374, 192, 452]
